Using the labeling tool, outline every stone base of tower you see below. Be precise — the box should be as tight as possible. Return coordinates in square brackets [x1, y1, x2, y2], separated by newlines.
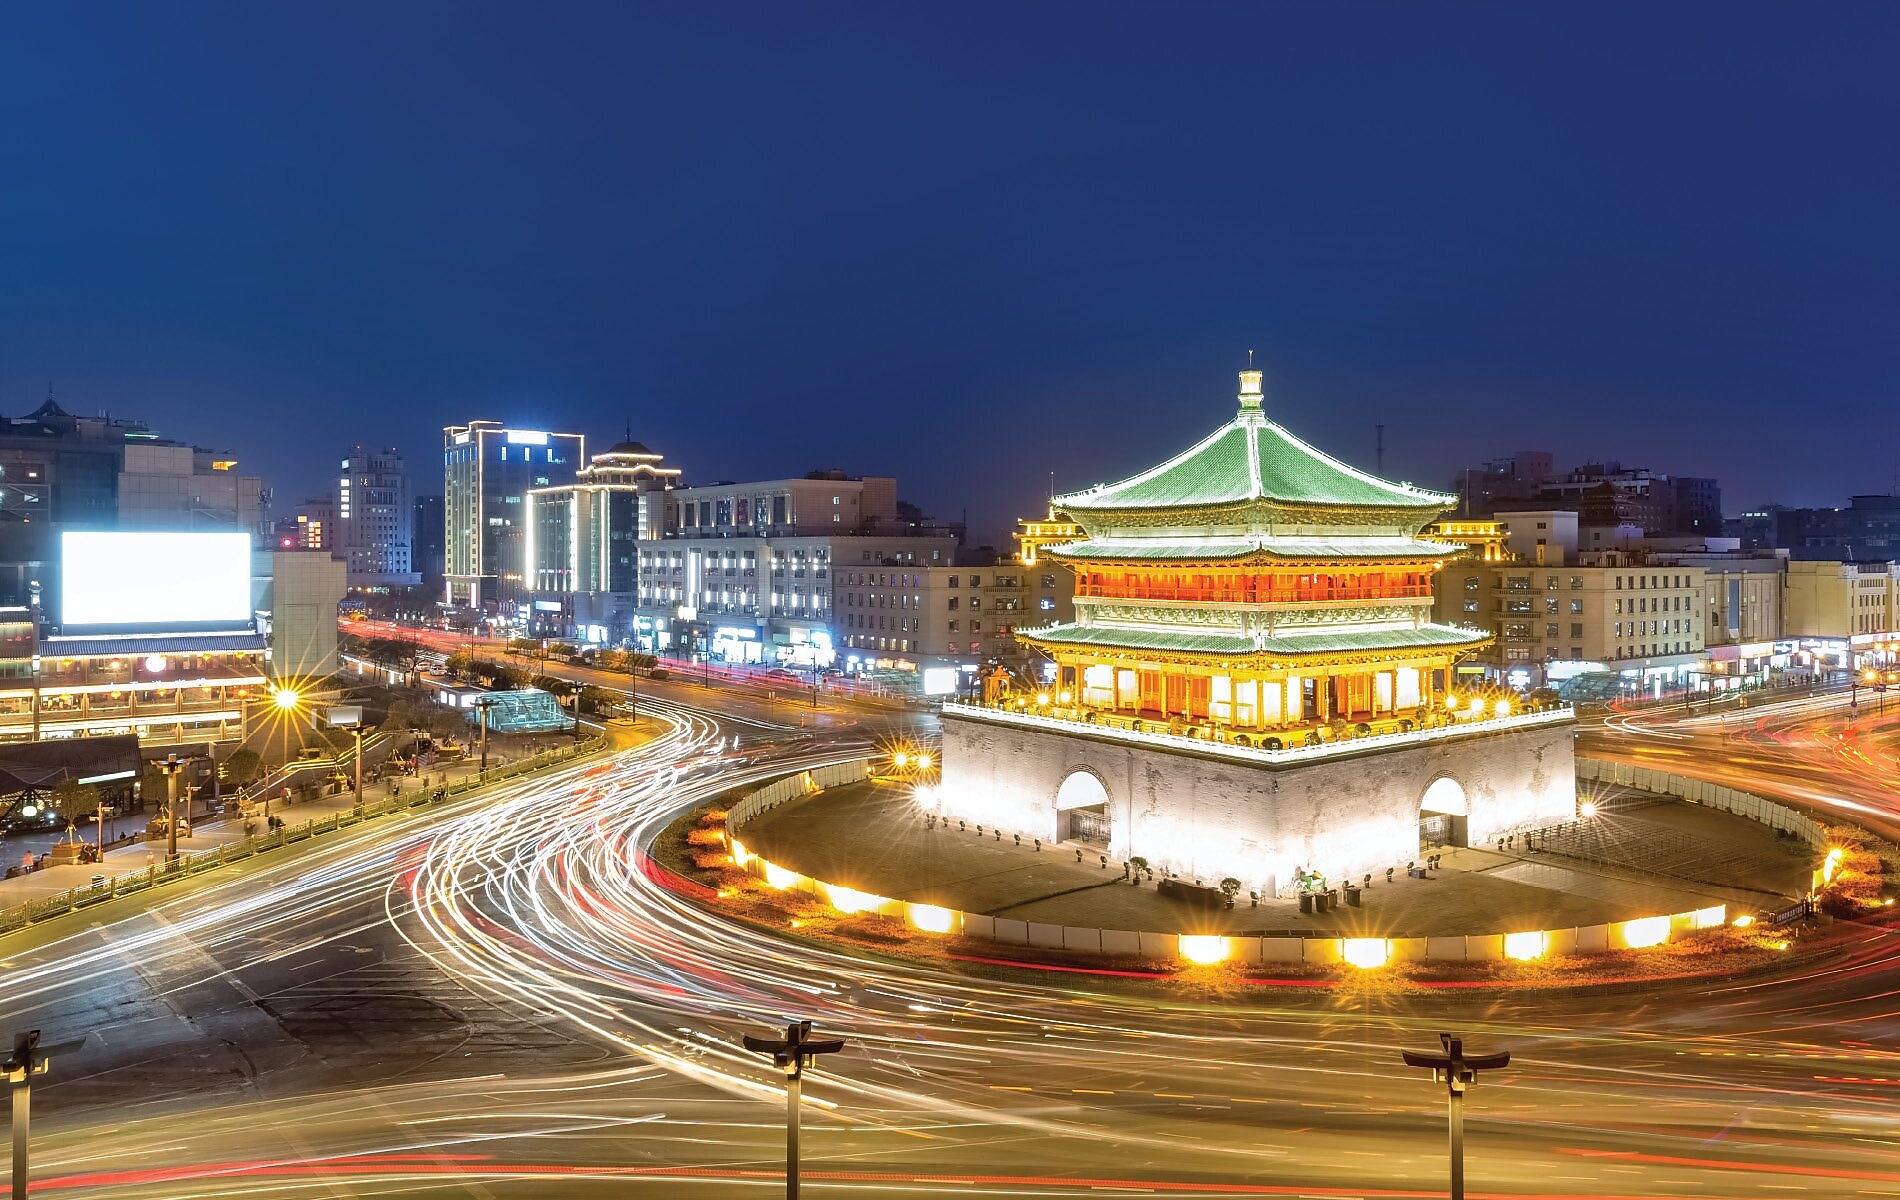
[936, 705, 1575, 897]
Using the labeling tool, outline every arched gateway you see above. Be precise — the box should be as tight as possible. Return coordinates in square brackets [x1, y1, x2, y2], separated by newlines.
[1054, 769, 1111, 845]
[1418, 776, 1469, 850]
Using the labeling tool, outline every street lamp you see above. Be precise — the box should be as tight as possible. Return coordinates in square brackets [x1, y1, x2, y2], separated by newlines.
[473, 696, 496, 774]
[741, 1020, 846, 1200]
[5, 1029, 85, 1198]
[152, 753, 192, 869]
[1401, 1032, 1511, 1200]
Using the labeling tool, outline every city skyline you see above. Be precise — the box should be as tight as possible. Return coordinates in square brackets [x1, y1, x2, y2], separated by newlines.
[6, 3, 1900, 543]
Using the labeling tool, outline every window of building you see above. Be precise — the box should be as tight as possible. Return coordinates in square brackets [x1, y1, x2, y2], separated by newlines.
[947, 597, 958, 610]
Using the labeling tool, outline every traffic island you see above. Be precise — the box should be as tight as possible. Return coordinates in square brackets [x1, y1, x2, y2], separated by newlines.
[651, 763, 1819, 990]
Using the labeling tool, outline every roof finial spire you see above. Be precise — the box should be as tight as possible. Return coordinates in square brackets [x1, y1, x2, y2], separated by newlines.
[1237, 354, 1264, 416]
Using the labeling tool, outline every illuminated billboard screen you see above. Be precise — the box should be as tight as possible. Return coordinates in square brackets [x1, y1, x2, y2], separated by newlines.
[61, 531, 253, 628]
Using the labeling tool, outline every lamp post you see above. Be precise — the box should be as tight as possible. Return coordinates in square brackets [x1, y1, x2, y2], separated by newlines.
[4, 1030, 84, 1198]
[1401, 1032, 1510, 1200]
[153, 753, 190, 869]
[349, 724, 370, 811]
[741, 1020, 846, 1200]
[474, 696, 496, 774]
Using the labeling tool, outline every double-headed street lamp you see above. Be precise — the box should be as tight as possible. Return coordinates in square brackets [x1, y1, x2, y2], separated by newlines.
[5, 1029, 84, 1198]
[1401, 1031, 1511, 1200]
[742, 1020, 846, 1200]
[151, 752, 193, 869]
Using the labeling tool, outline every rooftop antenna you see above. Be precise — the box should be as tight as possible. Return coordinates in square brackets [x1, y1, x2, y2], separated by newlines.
[1376, 423, 1386, 474]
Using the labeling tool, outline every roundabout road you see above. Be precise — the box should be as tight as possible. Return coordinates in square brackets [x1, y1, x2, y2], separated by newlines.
[4, 695, 1900, 1197]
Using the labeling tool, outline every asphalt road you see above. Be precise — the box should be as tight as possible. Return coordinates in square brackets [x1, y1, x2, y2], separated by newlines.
[2, 691, 1898, 1197]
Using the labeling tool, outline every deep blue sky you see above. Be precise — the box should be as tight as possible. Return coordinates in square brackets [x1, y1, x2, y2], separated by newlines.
[3, 3, 1897, 543]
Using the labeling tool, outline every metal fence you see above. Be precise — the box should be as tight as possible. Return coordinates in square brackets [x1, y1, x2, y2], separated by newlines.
[0, 735, 605, 937]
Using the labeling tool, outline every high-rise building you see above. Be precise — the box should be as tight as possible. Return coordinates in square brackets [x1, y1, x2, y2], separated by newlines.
[276, 497, 335, 551]
[524, 442, 680, 640]
[337, 446, 418, 587]
[412, 494, 445, 583]
[0, 396, 265, 562]
[442, 421, 584, 611]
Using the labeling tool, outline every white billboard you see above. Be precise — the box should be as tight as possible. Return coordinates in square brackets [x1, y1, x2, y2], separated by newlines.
[61, 531, 253, 627]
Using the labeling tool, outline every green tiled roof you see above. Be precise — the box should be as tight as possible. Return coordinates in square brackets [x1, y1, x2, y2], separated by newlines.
[1057, 409, 1453, 513]
[1021, 622, 1491, 658]
[1049, 536, 1463, 562]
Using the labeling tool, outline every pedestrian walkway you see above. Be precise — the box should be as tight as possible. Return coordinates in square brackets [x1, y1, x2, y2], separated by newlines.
[0, 740, 562, 910]
[738, 781, 1811, 938]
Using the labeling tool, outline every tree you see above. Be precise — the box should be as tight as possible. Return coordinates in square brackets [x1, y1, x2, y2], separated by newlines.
[429, 704, 466, 740]
[446, 650, 473, 677]
[383, 697, 412, 733]
[51, 778, 100, 825]
[223, 748, 264, 790]
[579, 685, 618, 715]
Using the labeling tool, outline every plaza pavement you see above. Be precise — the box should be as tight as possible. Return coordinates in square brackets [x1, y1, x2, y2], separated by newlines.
[739, 781, 1815, 938]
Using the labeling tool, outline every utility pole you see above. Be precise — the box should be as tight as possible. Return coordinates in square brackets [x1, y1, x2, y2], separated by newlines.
[1401, 1032, 1510, 1200]
[154, 754, 190, 869]
[5, 1030, 85, 1198]
[742, 1020, 847, 1200]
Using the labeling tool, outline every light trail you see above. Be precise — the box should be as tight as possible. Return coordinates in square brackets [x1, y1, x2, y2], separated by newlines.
[11, 692, 1900, 1195]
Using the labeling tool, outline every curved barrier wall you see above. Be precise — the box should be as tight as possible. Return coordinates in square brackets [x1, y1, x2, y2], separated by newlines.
[1578, 757, 1831, 844]
[724, 760, 1727, 968]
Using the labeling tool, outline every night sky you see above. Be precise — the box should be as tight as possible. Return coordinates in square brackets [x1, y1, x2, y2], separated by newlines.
[3, 3, 1897, 544]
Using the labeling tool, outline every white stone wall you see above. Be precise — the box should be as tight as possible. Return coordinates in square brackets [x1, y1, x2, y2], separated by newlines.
[939, 712, 1575, 896]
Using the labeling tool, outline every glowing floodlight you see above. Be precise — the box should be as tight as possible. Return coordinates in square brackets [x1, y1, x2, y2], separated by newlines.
[272, 687, 302, 711]
[826, 884, 883, 914]
[1502, 931, 1546, 961]
[1619, 916, 1669, 949]
[762, 861, 801, 890]
[1341, 938, 1390, 969]
[1822, 847, 1845, 885]
[1178, 935, 1229, 965]
[907, 903, 955, 933]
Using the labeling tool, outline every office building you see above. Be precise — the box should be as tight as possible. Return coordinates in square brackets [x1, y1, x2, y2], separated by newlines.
[636, 531, 959, 667]
[277, 497, 335, 551]
[442, 421, 584, 611]
[524, 441, 680, 641]
[1743, 495, 1900, 562]
[670, 471, 900, 536]
[337, 446, 418, 588]
[0, 396, 266, 563]
[412, 494, 445, 583]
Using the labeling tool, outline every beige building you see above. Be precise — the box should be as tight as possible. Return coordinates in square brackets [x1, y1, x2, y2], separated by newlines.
[834, 559, 1075, 681]
[265, 549, 348, 681]
[1782, 560, 1900, 673]
[1435, 555, 1704, 691]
